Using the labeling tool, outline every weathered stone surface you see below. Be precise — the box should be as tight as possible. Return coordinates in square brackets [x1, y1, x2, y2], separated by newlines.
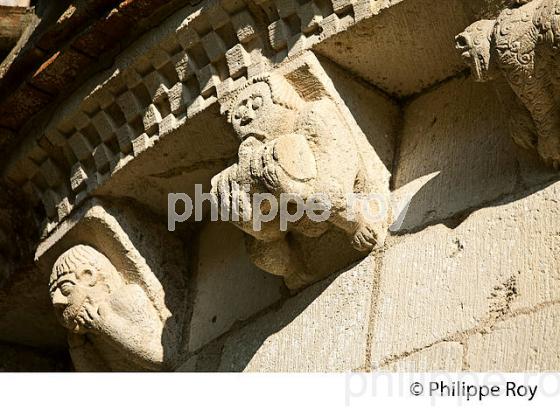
[212, 62, 391, 288]
[380, 342, 464, 372]
[371, 180, 560, 366]
[315, 0, 469, 97]
[393, 76, 549, 232]
[36, 200, 188, 371]
[320, 57, 399, 171]
[50, 244, 169, 371]
[3, 0, 560, 374]
[458, 0, 560, 168]
[188, 221, 286, 352]
[465, 305, 560, 371]
[217, 255, 375, 372]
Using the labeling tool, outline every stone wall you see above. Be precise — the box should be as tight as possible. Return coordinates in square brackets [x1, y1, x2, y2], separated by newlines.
[2, 0, 560, 372]
[179, 66, 560, 372]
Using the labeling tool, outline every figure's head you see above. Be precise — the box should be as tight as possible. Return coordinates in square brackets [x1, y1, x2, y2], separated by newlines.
[49, 245, 122, 332]
[455, 20, 498, 82]
[226, 74, 304, 141]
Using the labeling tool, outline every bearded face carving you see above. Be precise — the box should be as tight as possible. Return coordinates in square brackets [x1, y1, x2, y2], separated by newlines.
[50, 245, 166, 371]
[456, 0, 560, 168]
[211, 74, 391, 289]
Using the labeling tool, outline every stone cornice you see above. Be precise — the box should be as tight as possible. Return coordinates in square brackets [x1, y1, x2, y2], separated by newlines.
[2, 0, 397, 235]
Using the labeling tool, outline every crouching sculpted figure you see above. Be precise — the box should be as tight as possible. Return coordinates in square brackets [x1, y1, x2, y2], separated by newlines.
[456, 0, 560, 168]
[49, 245, 165, 371]
[212, 73, 391, 288]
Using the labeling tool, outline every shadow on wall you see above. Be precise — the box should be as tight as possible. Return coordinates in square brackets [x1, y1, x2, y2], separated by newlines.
[186, 266, 343, 372]
[391, 75, 560, 234]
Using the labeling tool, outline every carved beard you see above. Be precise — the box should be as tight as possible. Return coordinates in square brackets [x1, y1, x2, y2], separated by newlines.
[59, 286, 89, 331]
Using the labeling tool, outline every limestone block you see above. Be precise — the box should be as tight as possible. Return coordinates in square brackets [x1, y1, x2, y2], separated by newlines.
[217, 256, 375, 372]
[92, 143, 113, 171]
[314, 0, 468, 96]
[201, 32, 227, 63]
[70, 163, 88, 191]
[176, 27, 200, 50]
[394, 77, 520, 231]
[274, 0, 296, 18]
[167, 82, 192, 114]
[465, 305, 560, 371]
[91, 110, 116, 142]
[380, 342, 464, 372]
[188, 221, 286, 352]
[268, 20, 289, 51]
[142, 104, 163, 135]
[319, 56, 399, 171]
[115, 124, 134, 154]
[143, 70, 170, 102]
[196, 64, 220, 97]
[146, 46, 171, 71]
[231, 10, 257, 43]
[172, 53, 196, 82]
[298, 2, 322, 34]
[225, 44, 251, 78]
[117, 90, 144, 122]
[69, 132, 94, 161]
[40, 159, 63, 188]
[371, 180, 560, 366]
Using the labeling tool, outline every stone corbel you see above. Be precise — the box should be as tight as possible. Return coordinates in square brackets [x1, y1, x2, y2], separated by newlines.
[212, 52, 393, 289]
[456, 0, 560, 168]
[36, 199, 187, 371]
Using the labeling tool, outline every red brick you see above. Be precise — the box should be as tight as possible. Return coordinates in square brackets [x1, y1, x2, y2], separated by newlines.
[118, 0, 169, 20]
[29, 48, 93, 95]
[0, 83, 52, 130]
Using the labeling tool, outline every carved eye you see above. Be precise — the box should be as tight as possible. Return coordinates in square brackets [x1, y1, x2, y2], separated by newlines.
[252, 96, 263, 110]
[234, 111, 242, 120]
[60, 282, 74, 297]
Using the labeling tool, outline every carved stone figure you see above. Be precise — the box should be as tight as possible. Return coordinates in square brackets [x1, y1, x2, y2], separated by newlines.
[456, 0, 560, 168]
[212, 74, 390, 288]
[49, 245, 166, 371]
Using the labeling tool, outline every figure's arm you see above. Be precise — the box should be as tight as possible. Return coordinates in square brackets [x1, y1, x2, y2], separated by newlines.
[211, 158, 286, 242]
[251, 133, 317, 198]
[77, 286, 165, 370]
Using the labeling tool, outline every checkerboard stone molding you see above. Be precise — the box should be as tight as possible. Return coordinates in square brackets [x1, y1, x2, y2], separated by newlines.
[2, 0, 397, 233]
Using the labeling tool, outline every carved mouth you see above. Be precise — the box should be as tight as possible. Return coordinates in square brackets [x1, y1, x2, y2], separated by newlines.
[240, 117, 253, 126]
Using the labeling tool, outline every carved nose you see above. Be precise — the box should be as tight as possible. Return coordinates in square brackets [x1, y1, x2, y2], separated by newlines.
[240, 110, 255, 126]
[455, 33, 470, 51]
[51, 289, 68, 308]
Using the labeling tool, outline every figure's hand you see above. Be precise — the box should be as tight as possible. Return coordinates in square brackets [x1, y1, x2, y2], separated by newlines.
[259, 143, 281, 192]
[211, 165, 253, 222]
[74, 301, 102, 334]
[252, 134, 316, 196]
[351, 223, 385, 252]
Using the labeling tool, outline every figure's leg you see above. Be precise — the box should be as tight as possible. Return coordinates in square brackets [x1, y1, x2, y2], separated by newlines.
[245, 236, 310, 290]
[327, 191, 390, 252]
